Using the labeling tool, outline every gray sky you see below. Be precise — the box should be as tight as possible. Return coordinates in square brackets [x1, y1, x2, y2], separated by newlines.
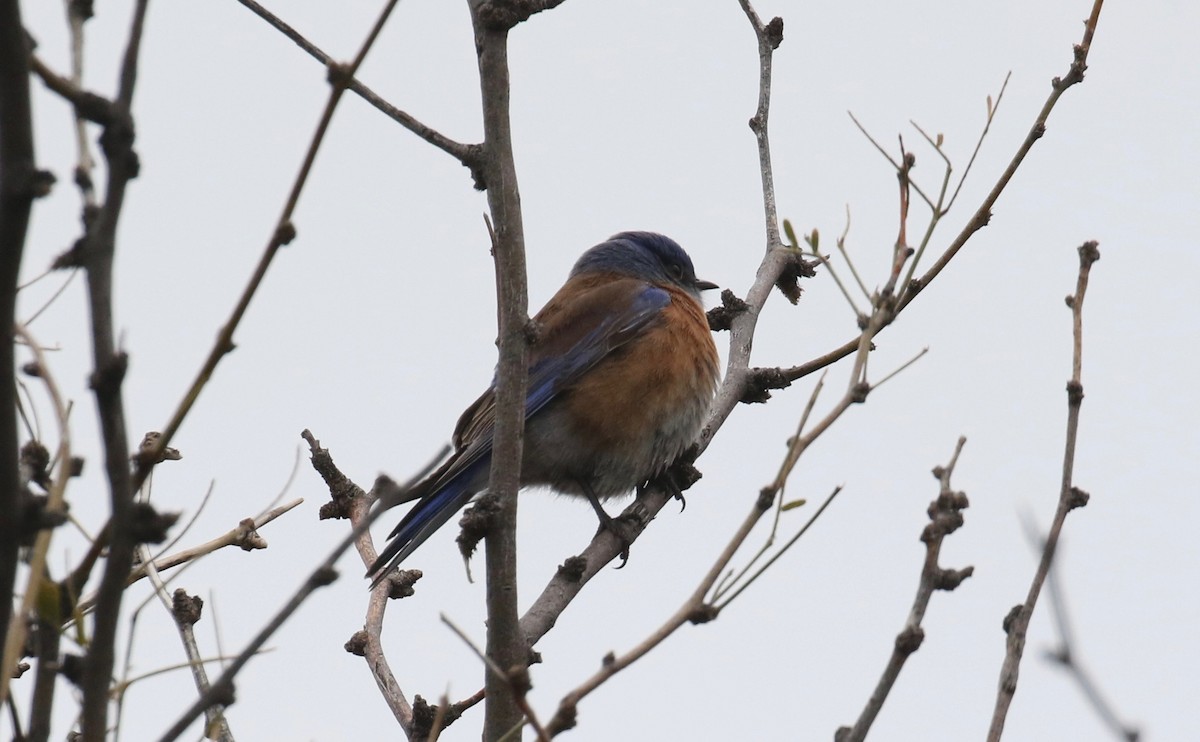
[13, 0, 1198, 740]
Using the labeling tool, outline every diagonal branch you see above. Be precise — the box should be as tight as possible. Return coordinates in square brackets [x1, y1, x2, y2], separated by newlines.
[133, 0, 400, 492]
[151, 1, 408, 736]
[233, 0, 484, 186]
[519, 0, 800, 650]
[72, 498, 304, 616]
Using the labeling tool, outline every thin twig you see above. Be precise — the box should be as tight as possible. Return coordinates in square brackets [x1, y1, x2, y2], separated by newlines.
[1019, 518, 1141, 741]
[545, 302, 931, 731]
[946, 72, 1011, 212]
[441, 615, 550, 742]
[132, 0, 396, 485]
[777, 2, 1105, 387]
[2, 324, 74, 713]
[140, 551, 233, 741]
[986, 240, 1100, 740]
[114, 651, 272, 697]
[234, 0, 482, 182]
[738, 0, 784, 249]
[66, 0, 99, 210]
[787, 219, 863, 320]
[712, 486, 841, 611]
[713, 370, 829, 602]
[303, 428, 415, 730]
[835, 205, 871, 301]
[74, 498, 303, 616]
[22, 268, 80, 326]
[848, 111, 937, 213]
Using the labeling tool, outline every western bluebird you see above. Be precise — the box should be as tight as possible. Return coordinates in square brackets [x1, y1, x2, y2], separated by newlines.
[367, 231, 719, 583]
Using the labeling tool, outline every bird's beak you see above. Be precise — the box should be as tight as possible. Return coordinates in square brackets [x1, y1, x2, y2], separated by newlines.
[695, 278, 719, 291]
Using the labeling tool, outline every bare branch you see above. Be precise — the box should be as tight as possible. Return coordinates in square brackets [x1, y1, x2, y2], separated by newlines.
[543, 324, 929, 733]
[466, 1, 531, 734]
[305, 429, 416, 732]
[441, 614, 549, 742]
[233, 0, 484, 185]
[140, 556, 233, 742]
[76, 2, 151, 733]
[155, 4, 408, 734]
[28, 54, 116, 125]
[836, 438, 974, 742]
[777, 1, 1106, 387]
[1023, 521, 1141, 741]
[2, 325, 74, 710]
[133, 0, 400, 498]
[848, 111, 937, 213]
[738, 1, 784, 249]
[74, 498, 304, 616]
[987, 239, 1100, 740]
[0, 0, 43, 702]
[901, 1, 1104, 309]
[946, 72, 1011, 212]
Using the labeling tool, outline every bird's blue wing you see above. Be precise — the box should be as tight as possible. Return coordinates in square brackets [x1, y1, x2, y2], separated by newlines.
[523, 284, 669, 418]
[368, 281, 670, 582]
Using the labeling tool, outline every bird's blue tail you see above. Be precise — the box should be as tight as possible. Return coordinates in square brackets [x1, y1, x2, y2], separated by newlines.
[367, 454, 490, 586]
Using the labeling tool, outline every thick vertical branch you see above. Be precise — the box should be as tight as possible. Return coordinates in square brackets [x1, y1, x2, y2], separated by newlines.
[467, 3, 530, 738]
[0, 0, 38, 696]
[986, 241, 1099, 740]
[0, 0, 36, 677]
[77, 2, 149, 738]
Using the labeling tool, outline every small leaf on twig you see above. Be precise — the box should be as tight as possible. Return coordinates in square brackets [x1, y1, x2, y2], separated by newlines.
[783, 218, 799, 247]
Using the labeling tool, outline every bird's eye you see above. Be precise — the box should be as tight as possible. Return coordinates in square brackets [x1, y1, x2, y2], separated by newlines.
[667, 263, 684, 281]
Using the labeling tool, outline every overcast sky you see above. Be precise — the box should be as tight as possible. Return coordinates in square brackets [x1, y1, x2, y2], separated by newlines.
[12, 1, 1199, 740]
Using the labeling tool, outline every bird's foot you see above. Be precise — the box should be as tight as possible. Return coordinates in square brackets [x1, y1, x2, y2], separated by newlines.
[651, 458, 702, 512]
[579, 479, 636, 567]
[591, 509, 635, 567]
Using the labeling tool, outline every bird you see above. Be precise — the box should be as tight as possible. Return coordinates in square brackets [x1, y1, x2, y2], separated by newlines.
[367, 231, 720, 585]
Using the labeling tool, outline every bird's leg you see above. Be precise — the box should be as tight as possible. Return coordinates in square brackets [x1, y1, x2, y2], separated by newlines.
[578, 479, 633, 567]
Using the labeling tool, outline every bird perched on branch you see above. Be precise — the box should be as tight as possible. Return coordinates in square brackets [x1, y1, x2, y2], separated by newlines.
[367, 231, 720, 585]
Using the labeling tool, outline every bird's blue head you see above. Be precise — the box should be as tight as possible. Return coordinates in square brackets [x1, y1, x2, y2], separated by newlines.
[571, 231, 718, 298]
